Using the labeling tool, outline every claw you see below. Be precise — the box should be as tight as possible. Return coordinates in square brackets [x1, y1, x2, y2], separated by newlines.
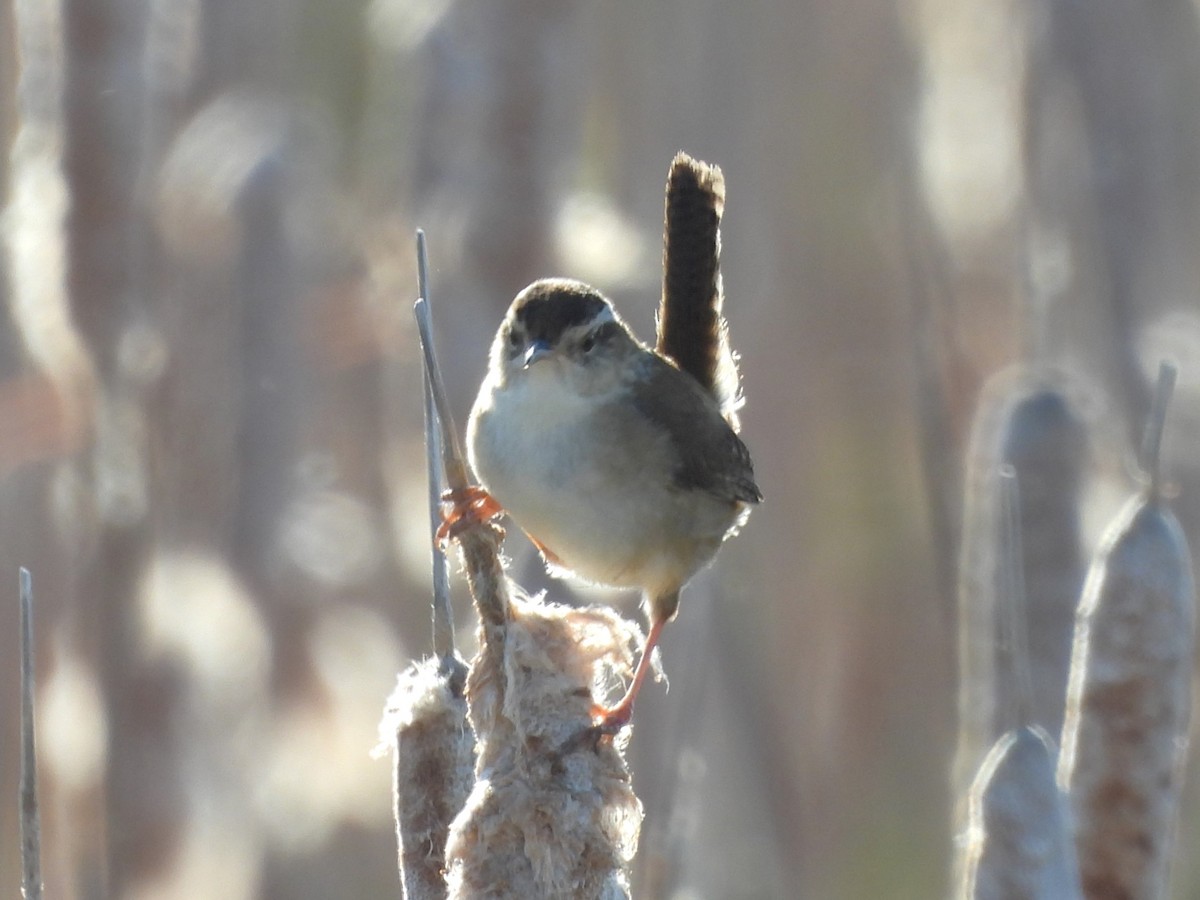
[437, 485, 504, 545]
[590, 698, 636, 736]
[588, 615, 667, 735]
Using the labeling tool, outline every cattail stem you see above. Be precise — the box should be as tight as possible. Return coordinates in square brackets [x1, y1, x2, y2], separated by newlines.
[996, 465, 1034, 731]
[412, 260, 470, 494]
[417, 230, 457, 660]
[1138, 360, 1176, 495]
[20, 567, 44, 900]
[385, 230, 475, 900]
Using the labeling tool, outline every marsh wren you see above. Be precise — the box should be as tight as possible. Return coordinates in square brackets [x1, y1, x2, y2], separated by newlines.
[455, 154, 760, 731]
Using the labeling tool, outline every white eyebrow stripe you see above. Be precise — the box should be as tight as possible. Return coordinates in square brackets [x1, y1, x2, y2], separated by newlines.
[591, 305, 616, 325]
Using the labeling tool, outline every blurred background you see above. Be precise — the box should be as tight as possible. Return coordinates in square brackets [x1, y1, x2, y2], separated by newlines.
[2, 0, 1200, 897]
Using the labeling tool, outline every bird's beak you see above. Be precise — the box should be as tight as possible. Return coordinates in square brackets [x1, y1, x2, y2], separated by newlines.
[522, 340, 552, 368]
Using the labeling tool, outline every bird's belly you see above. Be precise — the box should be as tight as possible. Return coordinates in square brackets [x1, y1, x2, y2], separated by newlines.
[511, 478, 728, 596]
[469, 380, 738, 595]
[478, 427, 659, 585]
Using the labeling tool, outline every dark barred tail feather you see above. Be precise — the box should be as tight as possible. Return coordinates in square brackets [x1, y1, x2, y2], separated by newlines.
[657, 152, 742, 428]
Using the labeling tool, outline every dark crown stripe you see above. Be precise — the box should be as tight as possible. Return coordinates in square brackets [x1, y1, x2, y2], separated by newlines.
[514, 280, 609, 345]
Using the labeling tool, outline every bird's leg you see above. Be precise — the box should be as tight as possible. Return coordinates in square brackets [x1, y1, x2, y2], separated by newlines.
[436, 485, 504, 544]
[524, 532, 566, 568]
[592, 613, 668, 734]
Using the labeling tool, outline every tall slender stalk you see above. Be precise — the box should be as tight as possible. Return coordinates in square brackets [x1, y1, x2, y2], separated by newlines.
[20, 568, 44, 900]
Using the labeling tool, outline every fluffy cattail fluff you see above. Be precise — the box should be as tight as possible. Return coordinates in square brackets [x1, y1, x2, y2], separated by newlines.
[445, 590, 643, 900]
[1057, 489, 1196, 898]
[382, 655, 475, 900]
[657, 152, 742, 428]
[958, 726, 1083, 900]
[954, 368, 1088, 809]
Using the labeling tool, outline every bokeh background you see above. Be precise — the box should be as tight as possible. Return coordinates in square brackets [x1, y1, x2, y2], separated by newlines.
[2, 0, 1200, 897]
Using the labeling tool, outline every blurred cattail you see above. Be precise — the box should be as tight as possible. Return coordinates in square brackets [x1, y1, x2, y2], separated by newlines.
[954, 471, 1083, 899]
[1058, 363, 1196, 899]
[958, 726, 1083, 900]
[953, 367, 1088, 807]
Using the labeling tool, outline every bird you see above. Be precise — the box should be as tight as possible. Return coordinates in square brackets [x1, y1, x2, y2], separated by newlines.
[448, 153, 760, 732]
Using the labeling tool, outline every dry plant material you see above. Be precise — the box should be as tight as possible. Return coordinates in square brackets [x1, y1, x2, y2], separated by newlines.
[1058, 364, 1195, 899]
[954, 368, 1087, 805]
[383, 657, 474, 900]
[958, 726, 1082, 900]
[416, 232, 459, 661]
[446, 591, 642, 900]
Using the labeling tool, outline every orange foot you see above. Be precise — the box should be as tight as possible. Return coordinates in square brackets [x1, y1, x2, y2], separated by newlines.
[436, 485, 504, 545]
[525, 532, 565, 568]
[590, 696, 636, 737]
[589, 615, 667, 736]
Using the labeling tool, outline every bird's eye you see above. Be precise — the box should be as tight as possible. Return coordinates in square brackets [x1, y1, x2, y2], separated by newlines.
[580, 335, 596, 353]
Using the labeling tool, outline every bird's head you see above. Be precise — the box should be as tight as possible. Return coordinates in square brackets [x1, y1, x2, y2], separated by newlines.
[491, 278, 639, 396]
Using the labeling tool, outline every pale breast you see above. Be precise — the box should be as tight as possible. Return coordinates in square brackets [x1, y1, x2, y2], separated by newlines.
[467, 369, 742, 596]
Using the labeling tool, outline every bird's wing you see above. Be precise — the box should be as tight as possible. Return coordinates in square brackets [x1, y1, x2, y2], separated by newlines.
[656, 152, 742, 427]
[630, 355, 762, 505]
